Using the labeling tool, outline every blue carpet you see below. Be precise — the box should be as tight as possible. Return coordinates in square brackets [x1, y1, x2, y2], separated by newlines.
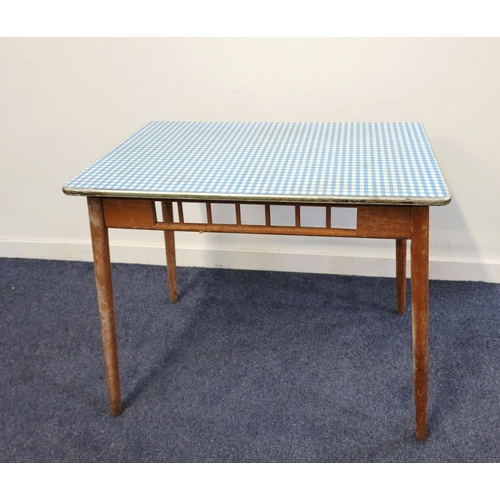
[1, 257, 499, 462]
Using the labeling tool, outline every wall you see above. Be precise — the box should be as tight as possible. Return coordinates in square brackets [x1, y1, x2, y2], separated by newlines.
[1, 38, 499, 281]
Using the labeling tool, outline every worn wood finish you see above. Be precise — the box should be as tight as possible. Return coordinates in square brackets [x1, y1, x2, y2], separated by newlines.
[88, 195, 433, 440]
[177, 202, 184, 223]
[265, 204, 271, 226]
[396, 239, 407, 315]
[155, 221, 361, 238]
[206, 203, 213, 225]
[103, 198, 412, 239]
[103, 198, 156, 229]
[154, 205, 411, 239]
[411, 206, 430, 441]
[357, 206, 412, 238]
[100, 200, 412, 238]
[162, 201, 178, 303]
[87, 197, 122, 417]
[235, 203, 242, 225]
[295, 205, 301, 227]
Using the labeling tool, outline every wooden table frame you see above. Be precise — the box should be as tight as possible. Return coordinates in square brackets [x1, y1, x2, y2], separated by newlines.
[87, 196, 430, 441]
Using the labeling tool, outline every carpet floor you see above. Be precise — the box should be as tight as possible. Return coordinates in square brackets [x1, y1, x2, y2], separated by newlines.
[1, 258, 499, 462]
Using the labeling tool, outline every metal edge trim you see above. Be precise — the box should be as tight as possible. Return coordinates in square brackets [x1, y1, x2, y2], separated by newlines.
[62, 185, 452, 206]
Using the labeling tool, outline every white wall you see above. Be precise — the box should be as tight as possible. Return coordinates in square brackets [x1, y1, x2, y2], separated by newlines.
[1, 38, 499, 281]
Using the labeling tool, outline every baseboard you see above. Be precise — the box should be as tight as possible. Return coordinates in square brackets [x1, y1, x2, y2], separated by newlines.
[1, 238, 499, 282]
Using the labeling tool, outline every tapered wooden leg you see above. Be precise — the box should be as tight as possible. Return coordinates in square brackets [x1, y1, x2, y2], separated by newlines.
[87, 197, 122, 417]
[411, 207, 429, 441]
[162, 201, 178, 303]
[396, 239, 407, 315]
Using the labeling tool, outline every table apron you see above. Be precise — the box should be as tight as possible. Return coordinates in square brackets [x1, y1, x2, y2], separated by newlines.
[100, 197, 413, 239]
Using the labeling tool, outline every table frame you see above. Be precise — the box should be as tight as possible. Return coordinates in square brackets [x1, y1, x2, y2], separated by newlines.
[87, 196, 429, 441]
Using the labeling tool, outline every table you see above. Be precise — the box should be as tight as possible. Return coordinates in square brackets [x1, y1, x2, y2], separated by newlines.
[63, 121, 451, 441]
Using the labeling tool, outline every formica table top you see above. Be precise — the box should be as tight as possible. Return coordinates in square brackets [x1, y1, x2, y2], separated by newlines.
[63, 121, 451, 205]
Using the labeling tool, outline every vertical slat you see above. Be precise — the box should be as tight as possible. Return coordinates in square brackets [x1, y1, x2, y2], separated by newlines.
[87, 197, 122, 417]
[411, 206, 429, 441]
[396, 238, 407, 315]
[325, 205, 331, 228]
[177, 202, 184, 223]
[206, 202, 213, 225]
[295, 205, 301, 227]
[162, 201, 178, 303]
[265, 204, 271, 226]
[235, 203, 242, 226]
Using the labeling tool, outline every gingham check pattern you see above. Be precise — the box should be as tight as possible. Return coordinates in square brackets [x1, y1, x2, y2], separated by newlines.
[63, 121, 450, 204]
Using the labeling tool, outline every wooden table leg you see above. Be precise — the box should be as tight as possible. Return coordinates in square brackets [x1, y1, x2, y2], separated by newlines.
[396, 239, 407, 315]
[87, 197, 122, 417]
[162, 201, 178, 303]
[411, 207, 429, 441]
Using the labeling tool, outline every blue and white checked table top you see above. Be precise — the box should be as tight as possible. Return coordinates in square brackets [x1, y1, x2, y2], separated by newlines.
[63, 121, 451, 205]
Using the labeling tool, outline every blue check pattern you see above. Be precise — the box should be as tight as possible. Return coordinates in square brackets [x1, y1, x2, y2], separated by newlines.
[63, 121, 450, 204]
